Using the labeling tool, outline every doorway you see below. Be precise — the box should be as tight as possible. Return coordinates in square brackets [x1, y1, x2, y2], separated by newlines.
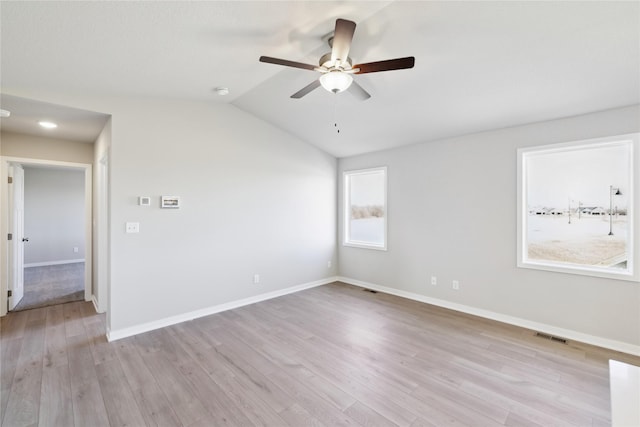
[1, 157, 92, 313]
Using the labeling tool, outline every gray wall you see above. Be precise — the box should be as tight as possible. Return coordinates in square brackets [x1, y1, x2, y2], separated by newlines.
[105, 98, 337, 334]
[2, 93, 338, 336]
[24, 166, 86, 265]
[338, 105, 640, 348]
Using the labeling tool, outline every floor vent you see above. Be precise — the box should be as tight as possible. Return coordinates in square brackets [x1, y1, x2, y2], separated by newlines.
[535, 332, 568, 344]
[363, 288, 378, 294]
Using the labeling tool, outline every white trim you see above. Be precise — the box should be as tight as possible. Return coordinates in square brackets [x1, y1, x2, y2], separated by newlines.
[107, 276, 338, 342]
[83, 164, 93, 302]
[343, 166, 388, 251]
[91, 295, 103, 314]
[1, 160, 9, 316]
[25, 259, 85, 268]
[517, 133, 639, 282]
[337, 276, 640, 357]
[343, 241, 387, 251]
[96, 150, 110, 318]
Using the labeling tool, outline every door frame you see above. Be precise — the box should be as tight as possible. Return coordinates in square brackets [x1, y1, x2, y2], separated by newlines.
[0, 156, 92, 315]
[95, 152, 109, 314]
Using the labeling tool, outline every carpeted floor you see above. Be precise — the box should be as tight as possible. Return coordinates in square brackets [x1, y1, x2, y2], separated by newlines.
[13, 262, 85, 311]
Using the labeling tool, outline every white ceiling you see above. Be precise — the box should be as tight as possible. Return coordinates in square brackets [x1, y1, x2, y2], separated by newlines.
[1, 1, 638, 157]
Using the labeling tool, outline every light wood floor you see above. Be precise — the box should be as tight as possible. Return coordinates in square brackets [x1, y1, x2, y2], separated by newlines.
[1, 282, 639, 427]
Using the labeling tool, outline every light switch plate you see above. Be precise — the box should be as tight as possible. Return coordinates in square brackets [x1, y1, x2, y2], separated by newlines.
[139, 196, 151, 206]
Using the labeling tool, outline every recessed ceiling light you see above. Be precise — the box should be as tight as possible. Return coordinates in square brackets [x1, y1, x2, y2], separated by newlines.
[214, 87, 229, 96]
[38, 121, 58, 129]
[0, 109, 10, 118]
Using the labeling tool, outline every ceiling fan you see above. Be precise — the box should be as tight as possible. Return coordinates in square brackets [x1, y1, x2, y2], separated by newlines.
[259, 18, 415, 100]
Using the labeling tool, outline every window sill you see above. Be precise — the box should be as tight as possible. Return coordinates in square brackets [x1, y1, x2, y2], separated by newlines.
[343, 241, 387, 251]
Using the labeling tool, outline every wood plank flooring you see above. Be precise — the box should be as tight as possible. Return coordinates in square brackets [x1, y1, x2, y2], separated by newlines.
[1, 282, 639, 427]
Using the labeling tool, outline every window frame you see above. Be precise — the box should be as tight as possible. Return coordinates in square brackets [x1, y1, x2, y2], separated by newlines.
[343, 166, 388, 251]
[517, 133, 639, 282]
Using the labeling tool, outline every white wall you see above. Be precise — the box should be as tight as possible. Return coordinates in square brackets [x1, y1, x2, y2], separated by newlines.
[23, 166, 85, 265]
[338, 105, 640, 350]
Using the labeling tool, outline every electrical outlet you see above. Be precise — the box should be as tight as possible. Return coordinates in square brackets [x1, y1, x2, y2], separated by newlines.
[431, 276, 437, 286]
[73, 247, 79, 253]
[452, 280, 460, 290]
[125, 222, 140, 233]
[328, 260, 332, 269]
[253, 274, 260, 284]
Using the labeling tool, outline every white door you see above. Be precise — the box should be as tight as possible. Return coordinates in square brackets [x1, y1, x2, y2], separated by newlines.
[8, 164, 25, 310]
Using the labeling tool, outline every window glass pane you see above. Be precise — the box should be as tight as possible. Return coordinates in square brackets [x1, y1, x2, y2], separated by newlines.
[518, 136, 637, 281]
[345, 168, 386, 249]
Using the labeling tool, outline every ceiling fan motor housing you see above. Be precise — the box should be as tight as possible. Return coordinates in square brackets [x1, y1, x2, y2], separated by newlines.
[319, 52, 352, 70]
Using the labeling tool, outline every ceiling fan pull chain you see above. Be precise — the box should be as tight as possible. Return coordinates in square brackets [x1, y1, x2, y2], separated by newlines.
[333, 94, 341, 134]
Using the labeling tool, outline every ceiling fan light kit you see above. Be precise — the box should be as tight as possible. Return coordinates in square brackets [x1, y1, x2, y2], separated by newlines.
[320, 71, 353, 93]
[259, 18, 415, 100]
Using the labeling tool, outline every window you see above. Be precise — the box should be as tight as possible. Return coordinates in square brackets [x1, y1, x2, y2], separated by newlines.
[344, 167, 387, 250]
[517, 134, 638, 281]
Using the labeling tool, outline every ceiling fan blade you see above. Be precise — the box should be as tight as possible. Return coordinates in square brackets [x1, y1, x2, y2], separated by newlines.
[354, 57, 415, 74]
[331, 19, 356, 64]
[291, 79, 321, 99]
[348, 80, 371, 100]
[259, 56, 317, 71]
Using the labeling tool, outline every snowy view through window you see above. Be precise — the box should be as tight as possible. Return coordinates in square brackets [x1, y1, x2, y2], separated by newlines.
[523, 141, 632, 273]
[345, 168, 386, 249]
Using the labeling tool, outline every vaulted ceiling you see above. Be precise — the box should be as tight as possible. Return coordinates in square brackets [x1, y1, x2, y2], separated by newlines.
[1, 1, 638, 157]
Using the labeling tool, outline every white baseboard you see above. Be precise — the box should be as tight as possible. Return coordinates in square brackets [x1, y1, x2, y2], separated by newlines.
[25, 259, 85, 268]
[107, 276, 339, 342]
[337, 276, 640, 357]
[106, 274, 640, 356]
